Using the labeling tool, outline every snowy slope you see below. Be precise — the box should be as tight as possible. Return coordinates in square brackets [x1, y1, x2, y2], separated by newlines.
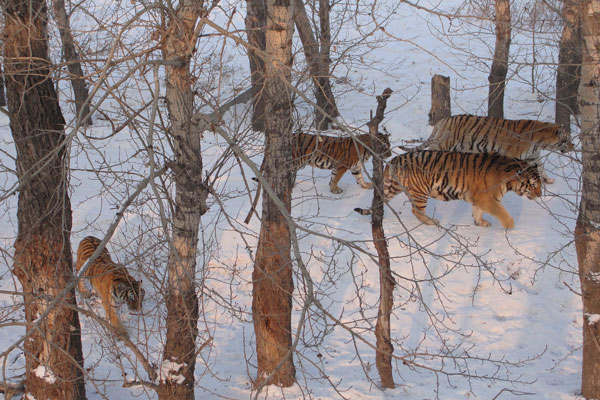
[0, 1, 585, 399]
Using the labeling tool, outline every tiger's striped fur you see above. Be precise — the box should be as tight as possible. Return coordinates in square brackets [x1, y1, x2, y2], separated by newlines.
[293, 131, 391, 193]
[354, 151, 542, 229]
[398, 115, 573, 183]
[76, 236, 144, 337]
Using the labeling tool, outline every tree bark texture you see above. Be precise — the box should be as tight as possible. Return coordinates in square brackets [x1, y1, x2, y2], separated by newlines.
[158, 2, 208, 399]
[294, 0, 339, 130]
[556, 0, 583, 132]
[52, 0, 93, 126]
[252, 0, 296, 388]
[246, 0, 267, 132]
[428, 74, 451, 126]
[368, 88, 395, 389]
[0, 65, 6, 107]
[488, 0, 511, 119]
[2, 0, 86, 398]
[576, 2, 600, 398]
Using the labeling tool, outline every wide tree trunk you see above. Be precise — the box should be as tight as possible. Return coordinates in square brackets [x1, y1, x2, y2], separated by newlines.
[488, 0, 511, 119]
[2, 0, 86, 398]
[428, 74, 451, 126]
[246, 0, 267, 132]
[294, 0, 339, 130]
[556, 0, 582, 132]
[52, 0, 93, 126]
[575, 2, 600, 398]
[252, 0, 296, 388]
[157, 2, 208, 399]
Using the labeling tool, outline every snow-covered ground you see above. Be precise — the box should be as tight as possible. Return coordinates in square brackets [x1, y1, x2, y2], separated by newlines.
[0, 1, 586, 399]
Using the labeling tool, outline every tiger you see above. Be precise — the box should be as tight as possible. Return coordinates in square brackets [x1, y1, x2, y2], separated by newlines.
[354, 151, 542, 229]
[76, 236, 145, 338]
[293, 131, 392, 193]
[397, 114, 574, 184]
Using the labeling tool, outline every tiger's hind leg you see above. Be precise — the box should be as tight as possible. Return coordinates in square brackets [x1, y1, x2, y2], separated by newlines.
[472, 198, 514, 229]
[350, 163, 372, 190]
[408, 191, 438, 225]
[329, 166, 348, 194]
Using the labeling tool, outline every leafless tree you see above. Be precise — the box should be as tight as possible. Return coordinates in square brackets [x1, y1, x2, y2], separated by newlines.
[488, 0, 511, 118]
[294, 0, 340, 130]
[1, 0, 86, 397]
[246, 0, 267, 132]
[575, 1, 600, 398]
[156, 1, 212, 398]
[0, 65, 6, 107]
[51, 0, 94, 126]
[252, 0, 296, 388]
[555, 0, 582, 132]
[367, 88, 395, 388]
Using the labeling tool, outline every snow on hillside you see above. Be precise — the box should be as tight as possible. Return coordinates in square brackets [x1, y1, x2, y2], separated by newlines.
[0, 1, 585, 399]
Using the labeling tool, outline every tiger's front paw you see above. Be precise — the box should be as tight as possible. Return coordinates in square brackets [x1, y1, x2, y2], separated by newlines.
[361, 182, 373, 189]
[330, 185, 343, 194]
[475, 218, 491, 227]
[502, 218, 515, 229]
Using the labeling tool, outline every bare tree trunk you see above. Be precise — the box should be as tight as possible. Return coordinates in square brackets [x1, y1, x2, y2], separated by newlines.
[252, 0, 296, 388]
[246, 0, 267, 132]
[556, 0, 582, 132]
[368, 88, 395, 389]
[0, 65, 6, 107]
[2, 0, 86, 398]
[52, 0, 93, 126]
[575, 2, 600, 398]
[428, 74, 451, 125]
[294, 0, 339, 130]
[157, 2, 208, 399]
[488, 0, 511, 119]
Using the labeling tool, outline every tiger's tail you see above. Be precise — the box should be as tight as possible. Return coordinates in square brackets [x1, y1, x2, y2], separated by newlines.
[354, 207, 372, 215]
[396, 139, 431, 153]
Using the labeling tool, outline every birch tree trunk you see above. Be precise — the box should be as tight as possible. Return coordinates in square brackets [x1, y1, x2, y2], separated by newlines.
[488, 0, 511, 119]
[294, 0, 339, 130]
[246, 0, 267, 132]
[556, 0, 582, 132]
[575, 2, 600, 398]
[158, 2, 208, 399]
[52, 0, 93, 126]
[2, 0, 86, 398]
[252, 0, 296, 388]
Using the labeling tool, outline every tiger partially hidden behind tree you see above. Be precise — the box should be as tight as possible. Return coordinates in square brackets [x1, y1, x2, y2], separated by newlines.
[398, 114, 574, 184]
[355, 151, 542, 229]
[293, 131, 392, 193]
[76, 236, 145, 337]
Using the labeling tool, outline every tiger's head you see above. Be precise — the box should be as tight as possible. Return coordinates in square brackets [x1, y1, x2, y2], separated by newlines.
[115, 278, 145, 311]
[543, 124, 574, 153]
[509, 162, 542, 200]
[556, 126, 575, 153]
